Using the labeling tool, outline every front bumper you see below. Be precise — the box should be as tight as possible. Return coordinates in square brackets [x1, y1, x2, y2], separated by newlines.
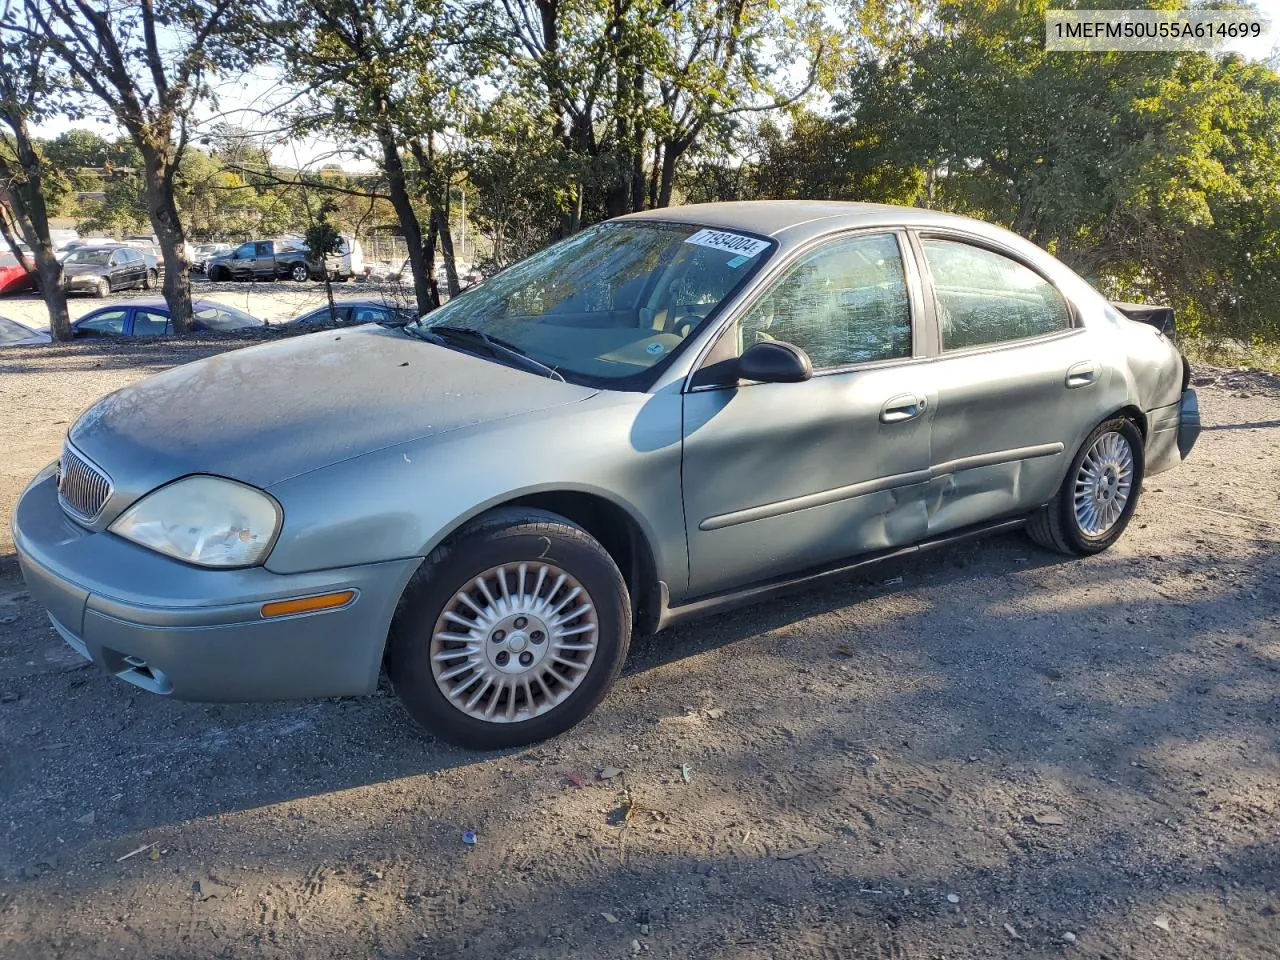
[12, 471, 422, 701]
[1146, 388, 1201, 476]
[61, 276, 103, 292]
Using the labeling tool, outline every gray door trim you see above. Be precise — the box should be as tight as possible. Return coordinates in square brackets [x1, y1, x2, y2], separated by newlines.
[699, 440, 1065, 531]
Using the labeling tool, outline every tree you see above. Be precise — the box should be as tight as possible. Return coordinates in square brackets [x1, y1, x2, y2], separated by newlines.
[303, 196, 342, 323]
[270, 0, 469, 314]
[25, 0, 261, 333]
[0, 0, 73, 340]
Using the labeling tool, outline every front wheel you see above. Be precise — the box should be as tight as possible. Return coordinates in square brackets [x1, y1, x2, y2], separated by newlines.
[95, 277, 110, 298]
[290, 263, 309, 282]
[209, 266, 229, 282]
[1028, 417, 1145, 555]
[385, 507, 631, 749]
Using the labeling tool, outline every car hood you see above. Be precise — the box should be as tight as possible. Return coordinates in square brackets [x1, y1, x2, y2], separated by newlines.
[68, 325, 599, 492]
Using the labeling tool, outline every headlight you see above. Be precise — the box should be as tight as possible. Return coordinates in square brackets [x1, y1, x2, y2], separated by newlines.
[109, 475, 282, 568]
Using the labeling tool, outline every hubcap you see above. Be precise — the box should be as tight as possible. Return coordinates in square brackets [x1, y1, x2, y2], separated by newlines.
[430, 562, 598, 723]
[1074, 431, 1134, 537]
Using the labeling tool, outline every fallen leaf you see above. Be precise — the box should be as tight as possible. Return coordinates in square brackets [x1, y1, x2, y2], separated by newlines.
[1154, 915, 1171, 932]
[1004, 922, 1022, 940]
[598, 766, 623, 781]
[602, 912, 619, 923]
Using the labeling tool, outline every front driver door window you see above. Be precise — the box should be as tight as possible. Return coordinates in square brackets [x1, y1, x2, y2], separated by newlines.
[738, 233, 912, 369]
[75, 309, 127, 336]
[680, 231, 932, 597]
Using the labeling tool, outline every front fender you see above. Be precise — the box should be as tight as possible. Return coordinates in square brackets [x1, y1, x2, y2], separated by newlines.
[262, 388, 689, 593]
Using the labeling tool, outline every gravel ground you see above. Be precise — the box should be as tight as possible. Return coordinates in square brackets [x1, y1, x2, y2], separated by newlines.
[1, 276, 416, 330]
[1, 339, 1278, 959]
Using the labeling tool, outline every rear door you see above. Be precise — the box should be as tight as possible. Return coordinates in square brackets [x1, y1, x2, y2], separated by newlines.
[911, 233, 1093, 534]
[681, 230, 933, 599]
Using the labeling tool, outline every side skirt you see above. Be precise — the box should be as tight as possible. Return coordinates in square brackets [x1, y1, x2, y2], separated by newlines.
[653, 515, 1030, 633]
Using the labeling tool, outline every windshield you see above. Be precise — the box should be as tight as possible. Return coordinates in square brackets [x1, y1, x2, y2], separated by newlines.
[0, 317, 33, 344]
[408, 221, 773, 388]
[64, 250, 112, 265]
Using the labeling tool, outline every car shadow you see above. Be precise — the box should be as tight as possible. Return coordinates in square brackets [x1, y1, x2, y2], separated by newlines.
[2, 519, 1277, 957]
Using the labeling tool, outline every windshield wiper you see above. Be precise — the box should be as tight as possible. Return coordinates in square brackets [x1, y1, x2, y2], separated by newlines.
[414, 324, 566, 382]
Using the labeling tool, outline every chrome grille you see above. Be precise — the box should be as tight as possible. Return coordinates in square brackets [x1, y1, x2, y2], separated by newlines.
[57, 444, 113, 522]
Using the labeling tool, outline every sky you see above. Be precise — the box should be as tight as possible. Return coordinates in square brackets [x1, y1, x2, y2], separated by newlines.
[30, 1, 1280, 173]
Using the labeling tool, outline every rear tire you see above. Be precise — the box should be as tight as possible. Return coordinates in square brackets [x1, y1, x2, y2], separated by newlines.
[143, 269, 157, 290]
[1028, 417, 1145, 555]
[385, 507, 631, 749]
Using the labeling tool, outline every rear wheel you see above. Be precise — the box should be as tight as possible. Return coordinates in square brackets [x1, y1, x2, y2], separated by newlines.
[1028, 417, 1144, 555]
[142, 269, 157, 290]
[385, 507, 631, 749]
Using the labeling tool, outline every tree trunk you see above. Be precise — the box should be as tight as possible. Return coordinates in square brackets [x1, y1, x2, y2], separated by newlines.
[0, 116, 73, 340]
[378, 127, 434, 315]
[138, 143, 193, 334]
[657, 139, 681, 208]
[433, 208, 460, 297]
[1, 195, 71, 341]
[424, 212, 441, 310]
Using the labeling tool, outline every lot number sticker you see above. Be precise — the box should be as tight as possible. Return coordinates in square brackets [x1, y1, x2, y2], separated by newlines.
[684, 229, 770, 259]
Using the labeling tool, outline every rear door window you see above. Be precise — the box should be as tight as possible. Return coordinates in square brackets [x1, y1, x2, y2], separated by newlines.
[132, 310, 171, 336]
[920, 239, 1072, 350]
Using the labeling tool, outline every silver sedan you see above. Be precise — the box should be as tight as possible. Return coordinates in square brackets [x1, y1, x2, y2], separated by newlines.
[12, 202, 1200, 749]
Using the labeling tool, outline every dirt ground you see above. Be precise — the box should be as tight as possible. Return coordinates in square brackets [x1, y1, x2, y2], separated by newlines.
[1, 338, 1278, 960]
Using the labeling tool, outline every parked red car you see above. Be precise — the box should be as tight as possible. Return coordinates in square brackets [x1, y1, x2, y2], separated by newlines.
[0, 253, 37, 295]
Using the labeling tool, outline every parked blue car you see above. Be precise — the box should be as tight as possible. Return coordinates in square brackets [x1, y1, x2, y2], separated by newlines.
[72, 298, 266, 337]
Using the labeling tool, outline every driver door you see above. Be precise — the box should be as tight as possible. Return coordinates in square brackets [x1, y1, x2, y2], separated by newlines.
[680, 231, 933, 598]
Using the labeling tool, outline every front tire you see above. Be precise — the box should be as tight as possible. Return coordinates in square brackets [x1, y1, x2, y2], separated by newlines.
[209, 266, 229, 282]
[290, 263, 309, 282]
[95, 277, 110, 298]
[385, 507, 631, 749]
[1028, 417, 1144, 555]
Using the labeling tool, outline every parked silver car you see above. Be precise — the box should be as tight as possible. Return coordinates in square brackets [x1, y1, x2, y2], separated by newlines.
[12, 202, 1199, 748]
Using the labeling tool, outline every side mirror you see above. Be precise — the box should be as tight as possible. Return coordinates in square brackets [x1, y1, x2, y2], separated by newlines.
[736, 340, 813, 384]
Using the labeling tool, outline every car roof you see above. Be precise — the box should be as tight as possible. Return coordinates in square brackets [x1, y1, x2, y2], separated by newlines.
[81, 298, 243, 315]
[617, 200, 1027, 250]
[302, 297, 411, 310]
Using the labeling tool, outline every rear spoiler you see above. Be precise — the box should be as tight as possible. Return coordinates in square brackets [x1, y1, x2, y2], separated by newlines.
[1111, 301, 1175, 338]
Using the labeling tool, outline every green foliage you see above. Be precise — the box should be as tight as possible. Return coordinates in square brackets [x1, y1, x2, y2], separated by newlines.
[727, 0, 1280, 343]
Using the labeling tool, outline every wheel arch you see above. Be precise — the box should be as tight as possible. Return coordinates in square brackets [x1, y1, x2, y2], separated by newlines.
[429, 488, 664, 635]
[1107, 403, 1148, 441]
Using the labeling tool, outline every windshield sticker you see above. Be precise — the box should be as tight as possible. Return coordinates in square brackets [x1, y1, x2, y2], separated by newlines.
[684, 229, 770, 259]
[646, 342, 666, 355]
[725, 255, 750, 269]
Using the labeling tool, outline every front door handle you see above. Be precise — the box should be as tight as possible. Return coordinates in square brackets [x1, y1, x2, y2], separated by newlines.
[1066, 361, 1100, 389]
[880, 393, 928, 424]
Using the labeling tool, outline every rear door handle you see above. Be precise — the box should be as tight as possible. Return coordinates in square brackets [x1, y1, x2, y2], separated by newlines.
[880, 393, 927, 424]
[1065, 361, 1100, 388]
